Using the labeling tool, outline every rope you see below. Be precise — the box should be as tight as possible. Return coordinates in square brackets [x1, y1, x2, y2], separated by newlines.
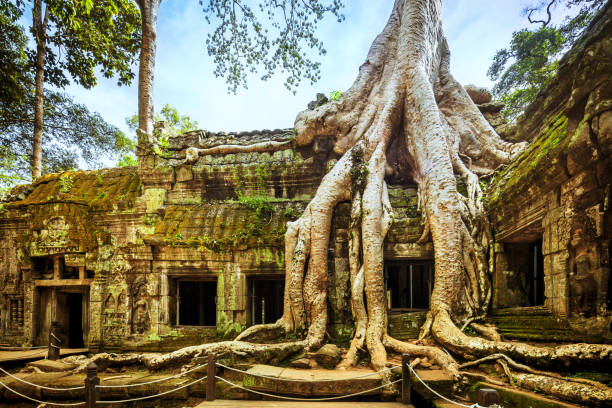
[96, 362, 208, 388]
[0, 379, 85, 406]
[216, 362, 401, 382]
[97, 375, 207, 404]
[0, 367, 85, 391]
[407, 364, 483, 408]
[215, 375, 401, 401]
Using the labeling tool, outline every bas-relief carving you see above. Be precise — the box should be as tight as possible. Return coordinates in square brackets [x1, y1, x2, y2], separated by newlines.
[30, 216, 72, 254]
[130, 280, 150, 335]
[103, 289, 129, 340]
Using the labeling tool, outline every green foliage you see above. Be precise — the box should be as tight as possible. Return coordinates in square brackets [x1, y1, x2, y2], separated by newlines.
[0, 2, 139, 185]
[202, 0, 345, 93]
[0, 88, 134, 186]
[31, 0, 141, 90]
[59, 172, 74, 193]
[0, 146, 25, 197]
[0, 1, 29, 108]
[488, 0, 605, 120]
[124, 104, 198, 160]
[236, 192, 275, 236]
[126, 104, 199, 136]
[329, 90, 343, 101]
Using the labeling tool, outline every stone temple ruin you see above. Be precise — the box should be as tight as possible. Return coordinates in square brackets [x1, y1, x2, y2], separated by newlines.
[0, 11, 611, 354]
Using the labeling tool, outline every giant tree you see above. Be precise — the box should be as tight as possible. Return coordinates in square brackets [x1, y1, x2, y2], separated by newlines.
[134, 0, 344, 135]
[28, 0, 140, 178]
[88, 0, 612, 404]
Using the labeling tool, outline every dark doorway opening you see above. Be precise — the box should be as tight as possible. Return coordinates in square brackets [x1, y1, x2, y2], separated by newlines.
[385, 261, 434, 310]
[178, 281, 217, 326]
[528, 240, 545, 306]
[251, 279, 284, 325]
[67, 293, 84, 348]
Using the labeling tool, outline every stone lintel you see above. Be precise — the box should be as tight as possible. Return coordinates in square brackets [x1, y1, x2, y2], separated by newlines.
[35, 279, 93, 287]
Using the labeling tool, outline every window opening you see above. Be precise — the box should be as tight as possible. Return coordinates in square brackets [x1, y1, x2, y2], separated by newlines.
[250, 279, 284, 325]
[177, 280, 217, 326]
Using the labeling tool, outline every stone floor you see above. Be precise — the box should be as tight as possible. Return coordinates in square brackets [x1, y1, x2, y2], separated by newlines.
[0, 348, 88, 364]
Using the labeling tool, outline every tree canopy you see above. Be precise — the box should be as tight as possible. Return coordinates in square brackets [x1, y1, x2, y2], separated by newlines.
[0, 5, 137, 193]
[488, 0, 606, 120]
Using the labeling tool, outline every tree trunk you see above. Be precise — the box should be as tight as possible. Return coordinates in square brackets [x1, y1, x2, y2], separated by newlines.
[137, 0, 161, 136]
[31, 0, 49, 180]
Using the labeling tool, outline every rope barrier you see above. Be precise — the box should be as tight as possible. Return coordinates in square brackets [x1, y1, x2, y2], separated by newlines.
[0, 367, 85, 391]
[216, 362, 401, 382]
[407, 364, 483, 408]
[97, 375, 207, 404]
[0, 379, 85, 406]
[215, 375, 401, 401]
[96, 362, 208, 388]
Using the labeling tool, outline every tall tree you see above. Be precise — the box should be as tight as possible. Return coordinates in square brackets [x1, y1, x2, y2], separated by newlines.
[0, 3, 134, 190]
[134, 0, 344, 135]
[28, 0, 140, 178]
[488, 0, 605, 119]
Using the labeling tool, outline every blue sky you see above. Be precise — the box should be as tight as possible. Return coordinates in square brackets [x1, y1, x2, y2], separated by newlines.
[63, 0, 537, 136]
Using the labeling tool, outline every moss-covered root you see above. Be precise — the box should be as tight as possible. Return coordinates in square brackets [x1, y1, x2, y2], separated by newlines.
[141, 340, 306, 370]
[512, 373, 612, 406]
[432, 310, 612, 369]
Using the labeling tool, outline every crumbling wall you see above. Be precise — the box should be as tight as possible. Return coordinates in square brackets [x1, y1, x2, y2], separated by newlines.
[487, 8, 612, 342]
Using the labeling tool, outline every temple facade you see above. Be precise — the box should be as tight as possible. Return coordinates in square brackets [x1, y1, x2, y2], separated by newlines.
[1, 8, 611, 351]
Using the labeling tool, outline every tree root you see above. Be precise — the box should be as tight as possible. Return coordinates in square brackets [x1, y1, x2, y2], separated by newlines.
[460, 353, 609, 389]
[73, 341, 305, 373]
[460, 353, 612, 406]
[432, 309, 612, 369]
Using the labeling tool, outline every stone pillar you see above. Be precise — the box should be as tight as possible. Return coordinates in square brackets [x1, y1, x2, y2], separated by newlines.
[542, 207, 570, 317]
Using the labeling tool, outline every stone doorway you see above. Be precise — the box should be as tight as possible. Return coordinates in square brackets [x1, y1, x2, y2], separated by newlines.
[34, 287, 89, 347]
[528, 240, 545, 306]
[176, 280, 217, 326]
[385, 260, 434, 311]
[66, 293, 84, 348]
[249, 278, 284, 325]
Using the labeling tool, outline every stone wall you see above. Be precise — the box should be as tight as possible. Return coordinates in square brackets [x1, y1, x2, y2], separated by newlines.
[0, 123, 433, 350]
[487, 5, 612, 341]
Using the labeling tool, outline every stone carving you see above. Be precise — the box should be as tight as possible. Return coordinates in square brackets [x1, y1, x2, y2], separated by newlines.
[32, 216, 70, 250]
[568, 216, 598, 317]
[104, 294, 116, 311]
[131, 281, 150, 335]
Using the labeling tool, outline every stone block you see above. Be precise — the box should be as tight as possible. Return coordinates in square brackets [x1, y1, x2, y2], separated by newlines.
[314, 344, 342, 368]
[175, 165, 193, 182]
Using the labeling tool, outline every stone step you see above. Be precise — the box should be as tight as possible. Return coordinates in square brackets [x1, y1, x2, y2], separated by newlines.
[231, 364, 390, 397]
[196, 400, 413, 408]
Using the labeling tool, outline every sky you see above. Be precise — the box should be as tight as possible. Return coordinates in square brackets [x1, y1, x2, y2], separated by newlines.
[61, 0, 539, 137]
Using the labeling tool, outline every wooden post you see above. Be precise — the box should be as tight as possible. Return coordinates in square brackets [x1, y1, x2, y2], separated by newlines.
[402, 353, 411, 404]
[48, 320, 60, 360]
[476, 388, 500, 407]
[84, 362, 100, 408]
[206, 352, 216, 401]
